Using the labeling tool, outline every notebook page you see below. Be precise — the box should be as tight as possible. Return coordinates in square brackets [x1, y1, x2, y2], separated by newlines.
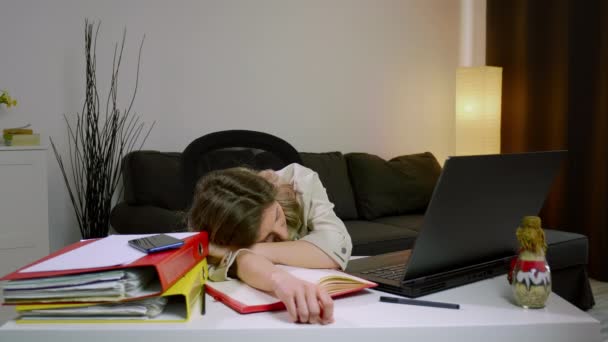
[277, 265, 374, 285]
[207, 266, 375, 306]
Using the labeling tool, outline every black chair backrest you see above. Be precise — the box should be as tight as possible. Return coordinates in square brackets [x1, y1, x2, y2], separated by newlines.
[181, 130, 302, 206]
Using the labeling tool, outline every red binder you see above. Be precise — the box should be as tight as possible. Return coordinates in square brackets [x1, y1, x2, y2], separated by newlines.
[1, 232, 208, 303]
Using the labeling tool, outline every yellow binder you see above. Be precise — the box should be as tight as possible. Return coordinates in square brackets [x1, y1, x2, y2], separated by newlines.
[14, 259, 208, 324]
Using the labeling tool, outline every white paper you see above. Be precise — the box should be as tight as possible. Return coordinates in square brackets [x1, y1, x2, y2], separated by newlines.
[207, 279, 279, 306]
[4, 270, 126, 289]
[19, 233, 198, 273]
[19, 297, 169, 317]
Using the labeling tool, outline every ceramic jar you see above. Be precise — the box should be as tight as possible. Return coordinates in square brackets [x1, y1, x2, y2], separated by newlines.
[511, 250, 551, 308]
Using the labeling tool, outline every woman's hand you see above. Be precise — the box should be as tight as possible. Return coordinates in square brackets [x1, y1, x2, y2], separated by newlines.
[234, 250, 335, 325]
[269, 270, 334, 324]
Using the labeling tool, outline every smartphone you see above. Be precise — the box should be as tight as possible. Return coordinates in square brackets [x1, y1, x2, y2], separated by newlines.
[128, 234, 185, 253]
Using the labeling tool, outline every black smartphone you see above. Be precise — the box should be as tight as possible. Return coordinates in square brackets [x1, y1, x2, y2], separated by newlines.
[128, 234, 185, 253]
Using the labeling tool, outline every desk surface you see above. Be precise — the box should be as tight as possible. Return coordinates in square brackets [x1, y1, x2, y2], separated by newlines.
[0, 275, 600, 342]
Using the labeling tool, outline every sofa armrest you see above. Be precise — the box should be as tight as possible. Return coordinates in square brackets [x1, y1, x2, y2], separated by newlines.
[110, 202, 187, 234]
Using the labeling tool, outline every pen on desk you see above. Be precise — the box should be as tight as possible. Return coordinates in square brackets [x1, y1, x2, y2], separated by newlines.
[379, 296, 460, 310]
[201, 284, 206, 315]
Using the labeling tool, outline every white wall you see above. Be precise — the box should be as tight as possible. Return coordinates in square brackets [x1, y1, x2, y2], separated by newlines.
[460, 0, 486, 66]
[0, 0, 477, 251]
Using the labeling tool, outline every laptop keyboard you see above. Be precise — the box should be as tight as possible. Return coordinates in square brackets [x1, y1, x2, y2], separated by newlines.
[360, 264, 407, 281]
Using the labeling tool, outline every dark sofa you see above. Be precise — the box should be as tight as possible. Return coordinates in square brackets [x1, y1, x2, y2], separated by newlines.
[110, 149, 595, 310]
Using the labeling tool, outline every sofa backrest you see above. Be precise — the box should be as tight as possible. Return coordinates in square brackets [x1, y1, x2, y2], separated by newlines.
[120, 149, 297, 211]
[118, 150, 442, 222]
[299, 152, 359, 220]
[122, 151, 186, 210]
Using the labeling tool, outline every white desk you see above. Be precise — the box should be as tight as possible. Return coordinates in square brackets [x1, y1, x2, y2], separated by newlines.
[0, 275, 600, 342]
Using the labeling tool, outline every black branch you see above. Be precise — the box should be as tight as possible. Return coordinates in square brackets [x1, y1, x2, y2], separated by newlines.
[52, 19, 154, 239]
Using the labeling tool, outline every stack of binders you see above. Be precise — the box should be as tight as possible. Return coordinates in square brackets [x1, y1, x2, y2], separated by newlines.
[0, 232, 208, 323]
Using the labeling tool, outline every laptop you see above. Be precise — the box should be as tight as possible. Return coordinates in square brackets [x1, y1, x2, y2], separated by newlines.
[346, 151, 566, 298]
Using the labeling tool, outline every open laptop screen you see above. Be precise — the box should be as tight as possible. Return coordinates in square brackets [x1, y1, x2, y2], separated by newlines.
[403, 151, 566, 280]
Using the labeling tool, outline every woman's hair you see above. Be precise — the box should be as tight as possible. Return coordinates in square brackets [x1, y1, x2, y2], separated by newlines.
[188, 167, 303, 248]
[274, 182, 303, 241]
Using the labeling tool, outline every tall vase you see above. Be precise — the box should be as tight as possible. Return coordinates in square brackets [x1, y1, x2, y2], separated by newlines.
[511, 250, 551, 308]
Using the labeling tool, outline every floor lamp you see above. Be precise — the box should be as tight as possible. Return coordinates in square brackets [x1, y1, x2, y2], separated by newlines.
[455, 66, 503, 155]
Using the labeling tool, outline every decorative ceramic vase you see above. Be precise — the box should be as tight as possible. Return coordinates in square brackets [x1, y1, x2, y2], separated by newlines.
[511, 249, 551, 308]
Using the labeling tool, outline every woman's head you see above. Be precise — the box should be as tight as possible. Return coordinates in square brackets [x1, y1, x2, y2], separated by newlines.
[188, 167, 302, 248]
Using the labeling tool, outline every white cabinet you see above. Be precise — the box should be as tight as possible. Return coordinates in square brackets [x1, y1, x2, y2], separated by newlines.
[0, 146, 49, 322]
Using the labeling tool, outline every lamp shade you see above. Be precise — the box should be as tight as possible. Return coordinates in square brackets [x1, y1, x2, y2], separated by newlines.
[455, 66, 502, 155]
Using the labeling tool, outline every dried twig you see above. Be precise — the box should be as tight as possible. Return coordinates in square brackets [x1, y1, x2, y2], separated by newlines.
[51, 19, 154, 239]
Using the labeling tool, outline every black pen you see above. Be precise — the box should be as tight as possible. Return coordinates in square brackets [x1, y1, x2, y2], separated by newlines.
[379, 296, 460, 310]
[201, 284, 206, 315]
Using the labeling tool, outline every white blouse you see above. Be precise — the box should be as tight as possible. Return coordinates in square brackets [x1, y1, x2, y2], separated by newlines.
[209, 163, 353, 281]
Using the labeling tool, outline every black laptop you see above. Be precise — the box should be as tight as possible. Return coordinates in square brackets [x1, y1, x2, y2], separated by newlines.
[346, 151, 566, 298]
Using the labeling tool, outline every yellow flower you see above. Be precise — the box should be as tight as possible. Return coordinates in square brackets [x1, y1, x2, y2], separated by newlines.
[0, 90, 18, 108]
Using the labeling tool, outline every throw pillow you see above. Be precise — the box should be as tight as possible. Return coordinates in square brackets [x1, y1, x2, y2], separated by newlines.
[345, 152, 442, 220]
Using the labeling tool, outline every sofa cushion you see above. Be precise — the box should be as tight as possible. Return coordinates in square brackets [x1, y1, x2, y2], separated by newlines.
[300, 152, 358, 220]
[345, 220, 419, 256]
[345, 152, 441, 220]
[123, 151, 186, 210]
[373, 214, 426, 233]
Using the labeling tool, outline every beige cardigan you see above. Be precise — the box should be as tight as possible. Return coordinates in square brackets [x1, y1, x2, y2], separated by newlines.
[209, 163, 353, 281]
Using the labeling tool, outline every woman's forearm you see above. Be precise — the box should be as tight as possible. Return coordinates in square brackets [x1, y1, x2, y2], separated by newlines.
[235, 250, 283, 292]
[233, 240, 338, 293]
[251, 240, 339, 269]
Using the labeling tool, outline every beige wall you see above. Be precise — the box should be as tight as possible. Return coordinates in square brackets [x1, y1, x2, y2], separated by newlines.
[0, 0, 482, 251]
[460, 0, 487, 66]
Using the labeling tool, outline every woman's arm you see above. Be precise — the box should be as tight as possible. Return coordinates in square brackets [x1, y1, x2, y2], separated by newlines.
[235, 250, 334, 324]
[251, 240, 340, 269]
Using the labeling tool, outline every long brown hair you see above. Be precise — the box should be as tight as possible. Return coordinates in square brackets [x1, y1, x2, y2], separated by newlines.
[188, 167, 302, 248]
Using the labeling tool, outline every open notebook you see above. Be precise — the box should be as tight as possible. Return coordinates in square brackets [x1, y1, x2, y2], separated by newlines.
[205, 265, 377, 314]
